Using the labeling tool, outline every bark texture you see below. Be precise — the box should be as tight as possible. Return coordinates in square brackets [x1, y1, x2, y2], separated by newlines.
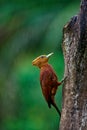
[59, 0, 87, 130]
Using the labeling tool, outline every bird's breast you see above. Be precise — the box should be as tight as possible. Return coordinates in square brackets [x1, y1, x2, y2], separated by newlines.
[40, 65, 58, 87]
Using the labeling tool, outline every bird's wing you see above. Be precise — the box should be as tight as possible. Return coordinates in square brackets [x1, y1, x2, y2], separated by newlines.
[40, 69, 58, 107]
[40, 69, 58, 86]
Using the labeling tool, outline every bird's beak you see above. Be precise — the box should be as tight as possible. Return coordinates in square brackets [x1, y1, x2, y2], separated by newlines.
[46, 52, 54, 59]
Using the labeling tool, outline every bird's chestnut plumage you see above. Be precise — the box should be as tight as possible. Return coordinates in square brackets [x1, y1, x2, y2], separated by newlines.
[32, 53, 62, 116]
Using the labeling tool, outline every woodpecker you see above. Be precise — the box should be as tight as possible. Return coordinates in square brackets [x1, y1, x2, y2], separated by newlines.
[32, 53, 64, 116]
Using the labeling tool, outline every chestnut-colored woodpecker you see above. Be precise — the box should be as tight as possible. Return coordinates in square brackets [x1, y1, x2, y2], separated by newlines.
[32, 53, 64, 116]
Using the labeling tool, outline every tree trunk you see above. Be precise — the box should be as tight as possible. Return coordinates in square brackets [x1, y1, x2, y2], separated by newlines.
[59, 0, 87, 130]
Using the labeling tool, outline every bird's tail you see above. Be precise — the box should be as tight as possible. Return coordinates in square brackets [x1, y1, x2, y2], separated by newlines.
[51, 96, 61, 117]
[52, 102, 61, 117]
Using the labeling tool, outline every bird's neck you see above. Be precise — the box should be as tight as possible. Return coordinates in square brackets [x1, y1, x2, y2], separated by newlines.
[40, 63, 51, 69]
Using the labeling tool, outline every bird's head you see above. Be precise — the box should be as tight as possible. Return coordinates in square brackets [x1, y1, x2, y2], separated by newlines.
[32, 52, 53, 68]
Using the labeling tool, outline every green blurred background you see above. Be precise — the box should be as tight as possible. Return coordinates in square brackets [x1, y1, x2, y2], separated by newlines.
[0, 0, 79, 130]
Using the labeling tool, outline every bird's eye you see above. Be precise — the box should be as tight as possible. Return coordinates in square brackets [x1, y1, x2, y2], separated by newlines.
[40, 56, 44, 58]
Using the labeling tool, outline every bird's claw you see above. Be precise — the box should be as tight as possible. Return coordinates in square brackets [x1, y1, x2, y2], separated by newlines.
[61, 76, 67, 83]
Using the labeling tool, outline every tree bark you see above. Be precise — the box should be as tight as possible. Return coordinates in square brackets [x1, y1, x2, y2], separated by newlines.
[59, 0, 87, 130]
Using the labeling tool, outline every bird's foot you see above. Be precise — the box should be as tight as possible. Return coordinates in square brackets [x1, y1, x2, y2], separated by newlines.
[61, 76, 67, 84]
